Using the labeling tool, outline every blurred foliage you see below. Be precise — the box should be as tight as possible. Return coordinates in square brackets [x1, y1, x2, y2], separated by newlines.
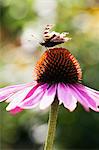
[0, 0, 99, 150]
[0, 0, 37, 39]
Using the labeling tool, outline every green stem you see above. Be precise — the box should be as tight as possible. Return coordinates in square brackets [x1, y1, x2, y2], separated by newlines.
[44, 98, 59, 150]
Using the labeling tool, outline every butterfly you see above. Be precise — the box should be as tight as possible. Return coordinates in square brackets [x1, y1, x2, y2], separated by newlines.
[40, 24, 71, 48]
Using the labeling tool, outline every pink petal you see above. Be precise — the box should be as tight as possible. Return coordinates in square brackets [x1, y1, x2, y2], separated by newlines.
[82, 85, 99, 95]
[10, 107, 23, 115]
[57, 83, 77, 111]
[69, 84, 99, 112]
[19, 84, 48, 109]
[77, 85, 99, 105]
[69, 84, 90, 111]
[74, 84, 97, 109]
[23, 83, 40, 99]
[0, 94, 12, 102]
[0, 84, 25, 92]
[0, 82, 36, 102]
[6, 86, 36, 111]
[74, 84, 99, 111]
[39, 84, 57, 110]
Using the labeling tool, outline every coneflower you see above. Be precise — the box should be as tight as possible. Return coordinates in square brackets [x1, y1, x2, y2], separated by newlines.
[0, 25, 99, 150]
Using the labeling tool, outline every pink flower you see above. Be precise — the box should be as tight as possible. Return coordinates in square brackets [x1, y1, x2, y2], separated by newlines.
[0, 48, 99, 114]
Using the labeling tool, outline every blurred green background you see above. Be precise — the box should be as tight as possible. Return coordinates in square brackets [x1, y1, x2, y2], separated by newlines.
[0, 0, 99, 149]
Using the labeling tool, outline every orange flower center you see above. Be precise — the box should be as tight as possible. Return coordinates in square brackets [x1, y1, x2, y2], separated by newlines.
[34, 48, 82, 84]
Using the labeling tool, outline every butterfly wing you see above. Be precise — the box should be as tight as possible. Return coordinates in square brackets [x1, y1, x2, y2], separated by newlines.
[50, 32, 71, 43]
[43, 24, 54, 41]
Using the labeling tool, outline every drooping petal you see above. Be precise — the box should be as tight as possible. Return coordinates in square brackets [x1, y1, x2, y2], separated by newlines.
[6, 84, 39, 111]
[57, 83, 77, 111]
[40, 84, 57, 109]
[0, 94, 12, 102]
[69, 84, 90, 111]
[10, 107, 23, 115]
[74, 84, 99, 111]
[0, 82, 36, 102]
[77, 84, 99, 104]
[83, 85, 99, 95]
[19, 84, 48, 109]
[69, 84, 99, 112]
